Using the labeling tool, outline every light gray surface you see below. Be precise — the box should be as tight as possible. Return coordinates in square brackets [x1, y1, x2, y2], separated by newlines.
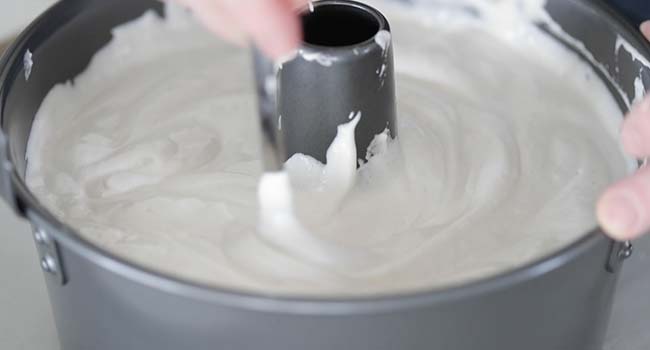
[0, 196, 648, 349]
[0, 0, 54, 42]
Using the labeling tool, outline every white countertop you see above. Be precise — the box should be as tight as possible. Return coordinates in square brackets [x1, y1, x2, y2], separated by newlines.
[0, 0, 55, 42]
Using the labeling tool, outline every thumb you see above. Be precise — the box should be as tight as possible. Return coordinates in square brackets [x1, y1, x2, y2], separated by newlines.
[224, 0, 304, 60]
[641, 20, 650, 41]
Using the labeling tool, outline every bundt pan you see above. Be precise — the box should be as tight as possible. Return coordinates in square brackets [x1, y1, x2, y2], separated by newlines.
[0, 0, 648, 349]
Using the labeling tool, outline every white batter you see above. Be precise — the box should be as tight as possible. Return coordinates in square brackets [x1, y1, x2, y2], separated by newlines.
[25, 1, 634, 296]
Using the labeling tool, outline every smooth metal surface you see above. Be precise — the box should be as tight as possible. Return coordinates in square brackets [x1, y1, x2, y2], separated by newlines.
[252, 46, 285, 171]
[0, 132, 19, 215]
[0, 0, 648, 349]
[1, 208, 649, 349]
[0, 41, 13, 211]
[605, 235, 650, 350]
[24, 216, 626, 350]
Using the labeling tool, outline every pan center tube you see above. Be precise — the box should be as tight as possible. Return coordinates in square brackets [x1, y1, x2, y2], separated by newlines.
[276, 0, 397, 164]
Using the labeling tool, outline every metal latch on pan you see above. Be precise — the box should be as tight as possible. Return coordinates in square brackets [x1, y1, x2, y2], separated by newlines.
[606, 240, 633, 273]
[33, 227, 67, 285]
[0, 132, 20, 215]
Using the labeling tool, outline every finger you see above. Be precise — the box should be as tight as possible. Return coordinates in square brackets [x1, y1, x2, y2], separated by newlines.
[620, 97, 650, 158]
[641, 20, 650, 41]
[224, 0, 303, 60]
[176, 0, 247, 45]
[284, 0, 310, 10]
[597, 166, 650, 240]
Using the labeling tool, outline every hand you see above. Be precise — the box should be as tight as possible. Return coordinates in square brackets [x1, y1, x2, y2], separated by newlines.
[174, 0, 308, 60]
[597, 21, 650, 241]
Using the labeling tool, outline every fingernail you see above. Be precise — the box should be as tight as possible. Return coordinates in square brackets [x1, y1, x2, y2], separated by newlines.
[599, 194, 640, 240]
[641, 21, 650, 39]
